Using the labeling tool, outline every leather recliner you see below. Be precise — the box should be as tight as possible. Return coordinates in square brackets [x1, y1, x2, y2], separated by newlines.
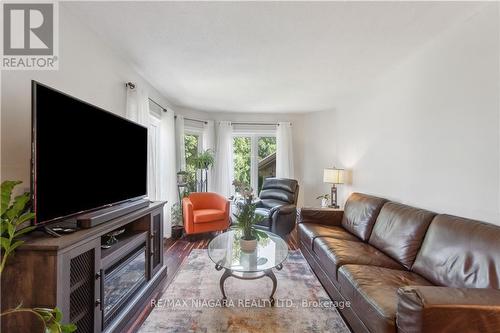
[253, 178, 299, 236]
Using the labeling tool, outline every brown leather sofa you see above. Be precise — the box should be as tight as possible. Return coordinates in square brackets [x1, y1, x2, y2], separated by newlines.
[298, 193, 500, 333]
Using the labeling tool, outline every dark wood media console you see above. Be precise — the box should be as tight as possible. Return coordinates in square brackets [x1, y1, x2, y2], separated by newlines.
[1, 201, 167, 333]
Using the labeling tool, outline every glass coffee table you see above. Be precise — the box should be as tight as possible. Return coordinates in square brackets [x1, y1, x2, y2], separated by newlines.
[208, 229, 288, 305]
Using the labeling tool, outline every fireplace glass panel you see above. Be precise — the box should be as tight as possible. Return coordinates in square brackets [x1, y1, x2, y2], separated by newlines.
[103, 244, 146, 327]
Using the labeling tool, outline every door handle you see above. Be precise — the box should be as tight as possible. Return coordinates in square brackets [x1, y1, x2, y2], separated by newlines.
[150, 232, 155, 256]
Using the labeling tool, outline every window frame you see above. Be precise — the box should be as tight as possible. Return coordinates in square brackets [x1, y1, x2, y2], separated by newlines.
[184, 126, 204, 154]
[232, 129, 276, 195]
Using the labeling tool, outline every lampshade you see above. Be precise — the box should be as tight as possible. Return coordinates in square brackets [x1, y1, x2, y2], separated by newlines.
[323, 167, 344, 184]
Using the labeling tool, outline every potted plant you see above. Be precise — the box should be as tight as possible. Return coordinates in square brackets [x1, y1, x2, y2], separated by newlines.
[232, 180, 268, 253]
[177, 170, 189, 185]
[192, 149, 215, 170]
[316, 193, 331, 208]
[0, 181, 76, 333]
[192, 149, 215, 192]
[170, 202, 184, 240]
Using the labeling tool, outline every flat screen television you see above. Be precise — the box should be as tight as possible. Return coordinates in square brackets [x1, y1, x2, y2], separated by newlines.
[32, 81, 148, 225]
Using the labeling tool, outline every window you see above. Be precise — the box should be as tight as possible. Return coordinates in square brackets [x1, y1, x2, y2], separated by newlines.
[185, 133, 199, 172]
[257, 137, 276, 192]
[184, 133, 200, 191]
[233, 137, 251, 184]
[233, 135, 276, 194]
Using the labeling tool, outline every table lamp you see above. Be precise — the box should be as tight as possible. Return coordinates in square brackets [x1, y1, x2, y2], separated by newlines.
[323, 167, 344, 208]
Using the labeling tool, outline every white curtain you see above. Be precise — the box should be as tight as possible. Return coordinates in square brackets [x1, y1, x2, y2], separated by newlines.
[126, 86, 155, 198]
[158, 111, 177, 237]
[175, 115, 186, 172]
[276, 122, 295, 179]
[214, 121, 234, 197]
[203, 120, 216, 192]
[126, 87, 149, 126]
[126, 86, 177, 237]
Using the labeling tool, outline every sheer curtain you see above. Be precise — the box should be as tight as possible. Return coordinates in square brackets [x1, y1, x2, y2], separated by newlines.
[276, 122, 294, 179]
[126, 86, 149, 126]
[126, 86, 155, 197]
[214, 121, 234, 197]
[158, 110, 177, 237]
[175, 115, 186, 172]
[203, 120, 215, 192]
[126, 85, 177, 237]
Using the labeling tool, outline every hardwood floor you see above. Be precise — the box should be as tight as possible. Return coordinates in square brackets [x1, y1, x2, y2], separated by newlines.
[127, 228, 300, 332]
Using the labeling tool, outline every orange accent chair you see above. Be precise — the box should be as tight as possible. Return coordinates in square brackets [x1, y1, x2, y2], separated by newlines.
[182, 192, 230, 235]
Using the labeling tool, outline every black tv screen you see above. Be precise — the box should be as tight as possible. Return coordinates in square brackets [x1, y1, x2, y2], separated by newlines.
[32, 81, 148, 225]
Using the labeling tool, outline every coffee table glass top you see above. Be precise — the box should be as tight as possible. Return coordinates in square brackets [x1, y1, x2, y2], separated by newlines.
[208, 229, 288, 273]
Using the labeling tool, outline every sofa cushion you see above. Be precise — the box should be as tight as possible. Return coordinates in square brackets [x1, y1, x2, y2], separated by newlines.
[260, 190, 294, 205]
[412, 214, 500, 289]
[298, 223, 360, 251]
[259, 178, 298, 205]
[313, 237, 403, 281]
[338, 265, 433, 333]
[341, 193, 388, 241]
[193, 209, 225, 224]
[369, 202, 436, 269]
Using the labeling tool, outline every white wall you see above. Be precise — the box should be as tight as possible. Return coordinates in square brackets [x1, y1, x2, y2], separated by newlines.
[1, 4, 170, 190]
[300, 109, 338, 207]
[301, 4, 500, 225]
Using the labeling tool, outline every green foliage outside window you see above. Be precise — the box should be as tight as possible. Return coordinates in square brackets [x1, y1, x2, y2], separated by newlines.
[184, 134, 199, 192]
[233, 136, 277, 193]
[258, 137, 276, 161]
[257, 137, 276, 192]
[233, 137, 251, 185]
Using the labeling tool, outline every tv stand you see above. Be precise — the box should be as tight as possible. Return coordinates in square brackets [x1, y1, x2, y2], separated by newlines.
[41, 220, 79, 237]
[1, 201, 167, 333]
[42, 225, 63, 237]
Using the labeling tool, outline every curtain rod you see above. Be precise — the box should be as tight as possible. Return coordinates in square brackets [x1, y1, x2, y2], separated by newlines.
[171, 118, 287, 126]
[174, 115, 208, 125]
[232, 122, 280, 126]
[125, 82, 167, 113]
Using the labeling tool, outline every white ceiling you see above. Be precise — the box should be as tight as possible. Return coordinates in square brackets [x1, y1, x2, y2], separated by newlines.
[65, 1, 482, 113]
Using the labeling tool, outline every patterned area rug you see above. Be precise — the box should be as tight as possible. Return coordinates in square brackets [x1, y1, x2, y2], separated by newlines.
[139, 249, 350, 333]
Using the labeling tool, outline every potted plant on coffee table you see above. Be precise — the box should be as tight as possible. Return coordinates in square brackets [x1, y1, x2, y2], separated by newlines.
[232, 180, 268, 253]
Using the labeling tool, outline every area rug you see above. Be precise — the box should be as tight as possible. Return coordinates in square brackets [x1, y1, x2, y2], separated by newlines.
[139, 249, 350, 333]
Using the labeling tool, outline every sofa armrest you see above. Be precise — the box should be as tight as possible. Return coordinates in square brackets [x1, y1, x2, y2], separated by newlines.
[297, 207, 344, 227]
[397, 286, 500, 333]
[182, 197, 194, 233]
[213, 193, 229, 212]
[270, 204, 296, 216]
[269, 204, 297, 236]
